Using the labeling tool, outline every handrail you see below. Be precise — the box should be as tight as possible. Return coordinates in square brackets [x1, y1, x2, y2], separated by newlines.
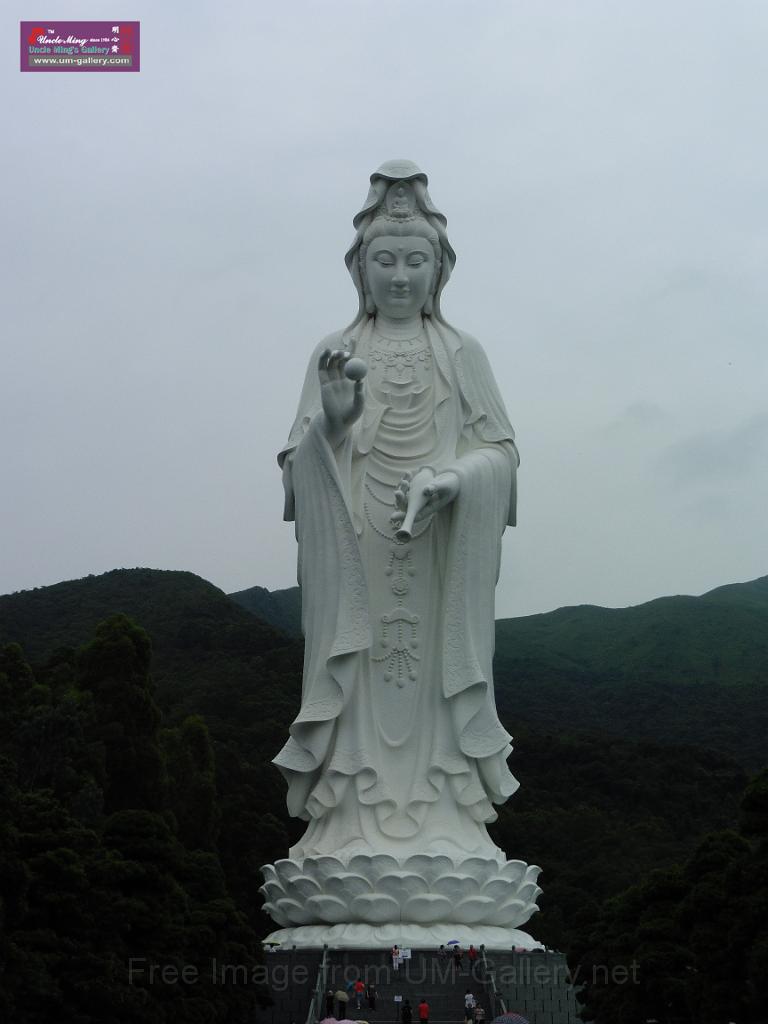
[304, 945, 329, 1024]
[479, 945, 507, 1019]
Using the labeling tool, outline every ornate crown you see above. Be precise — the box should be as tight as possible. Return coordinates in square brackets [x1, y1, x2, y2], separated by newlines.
[373, 181, 426, 224]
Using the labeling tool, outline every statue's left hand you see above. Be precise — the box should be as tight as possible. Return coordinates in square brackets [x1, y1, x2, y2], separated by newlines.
[391, 469, 460, 528]
[419, 471, 460, 519]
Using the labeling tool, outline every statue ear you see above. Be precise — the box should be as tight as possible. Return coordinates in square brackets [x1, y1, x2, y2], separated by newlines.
[424, 257, 440, 316]
[365, 293, 376, 315]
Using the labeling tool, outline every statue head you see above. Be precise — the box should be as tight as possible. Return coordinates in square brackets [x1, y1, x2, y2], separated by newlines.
[345, 160, 456, 326]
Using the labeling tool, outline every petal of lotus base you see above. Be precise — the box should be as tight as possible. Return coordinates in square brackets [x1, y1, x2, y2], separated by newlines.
[274, 898, 309, 925]
[433, 874, 480, 900]
[457, 857, 497, 885]
[403, 893, 454, 924]
[492, 897, 541, 928]
[486, 898, 529, 926]
[259, 880, 285, 903]
[274, 858, 301, 881]
[325, 873, 373, 899]
[305, 894, 349, 924]
[377, 872, 425, 904]
[350, 854, 399, 879]
[260, 863, 278, 885]
[401, 855, 456, 885]
[453, 896, 497, 924]
[290, 875, 322, 900]
[480, 878, 514, 901]
[518, 881, 542, 904]
[350, 893, 400, 923]
[499, 860, 528, 883]
[306, 856, 346, 882]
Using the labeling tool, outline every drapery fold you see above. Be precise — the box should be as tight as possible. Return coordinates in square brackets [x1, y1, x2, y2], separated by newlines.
[273, 322, 520, 836]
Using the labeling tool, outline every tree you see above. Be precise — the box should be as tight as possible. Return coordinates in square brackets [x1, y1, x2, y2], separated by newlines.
[76, 615, 166, 813]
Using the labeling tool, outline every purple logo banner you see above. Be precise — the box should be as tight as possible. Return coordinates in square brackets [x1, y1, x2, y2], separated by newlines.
[21, 21, 140, 72]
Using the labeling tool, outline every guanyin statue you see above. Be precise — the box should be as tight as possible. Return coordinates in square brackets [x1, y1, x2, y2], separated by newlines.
[261, 160, 541, 949]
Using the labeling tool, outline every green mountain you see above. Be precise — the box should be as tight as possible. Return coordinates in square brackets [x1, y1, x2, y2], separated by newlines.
[493, 575, 768, 769]
[1, 569, 764, 1020]
[229, 583, 302, 638]
[1, 568, 759, 952]
[0, 568, 302, 744]
[0, 568, 290, 664]
[495, 575, 768, 687]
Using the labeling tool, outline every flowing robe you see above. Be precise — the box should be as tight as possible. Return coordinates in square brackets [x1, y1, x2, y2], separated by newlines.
[276, 318, 520, 862]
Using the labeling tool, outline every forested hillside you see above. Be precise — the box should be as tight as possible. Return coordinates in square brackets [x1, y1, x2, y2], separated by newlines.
[1, 569, 766, 1022]
[229, 584, 302, 639]
[0, 618, 272, 1021]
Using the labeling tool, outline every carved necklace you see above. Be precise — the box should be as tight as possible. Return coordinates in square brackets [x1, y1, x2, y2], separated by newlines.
[370, 327, 431, 372]
[373, 331, 424, 347]
[369, 349, 432, 375]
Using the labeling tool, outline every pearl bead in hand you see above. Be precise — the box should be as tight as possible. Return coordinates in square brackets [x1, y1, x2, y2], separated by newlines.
[344, 358, 368, 381]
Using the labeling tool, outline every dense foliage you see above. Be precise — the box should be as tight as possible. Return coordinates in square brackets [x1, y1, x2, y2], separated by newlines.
[573, 771, 768, 1023]
[1, 568, 767, 1021]
[490, 730, 747, 954]
[0, 617, 270, 1023]
[494, 579, 768, 771]
[229, 585, 302, 640]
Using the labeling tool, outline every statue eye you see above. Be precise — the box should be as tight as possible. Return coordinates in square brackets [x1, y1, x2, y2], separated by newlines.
[407, 255, 427, 266]
[375, 254, 395, 266]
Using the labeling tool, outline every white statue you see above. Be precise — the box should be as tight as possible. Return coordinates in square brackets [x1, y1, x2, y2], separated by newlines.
[261, 161, 541, 949]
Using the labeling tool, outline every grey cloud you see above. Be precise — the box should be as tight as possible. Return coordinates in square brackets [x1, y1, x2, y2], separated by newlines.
[656, 414, 768, 486]
[601, 401, 671, 436]
[1, 0, 766, 617]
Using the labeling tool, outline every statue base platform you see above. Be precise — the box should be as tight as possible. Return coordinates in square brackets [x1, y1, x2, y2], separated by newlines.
[263, 922, 542, 950]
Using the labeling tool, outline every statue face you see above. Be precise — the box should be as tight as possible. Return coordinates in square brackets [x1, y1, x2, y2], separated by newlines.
[364, 234, 435, 319]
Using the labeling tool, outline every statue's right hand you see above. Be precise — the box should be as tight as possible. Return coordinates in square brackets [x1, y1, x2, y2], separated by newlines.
[318, 348, 365, 446]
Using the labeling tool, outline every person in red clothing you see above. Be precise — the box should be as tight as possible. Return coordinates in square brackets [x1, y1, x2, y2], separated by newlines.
[467, 944, 478, 976]
[418, 998, 429, 1024]
[354, 978, 365, 1009]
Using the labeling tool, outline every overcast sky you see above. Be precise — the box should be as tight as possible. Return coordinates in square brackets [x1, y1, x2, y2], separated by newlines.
[1, 1, 766, 618]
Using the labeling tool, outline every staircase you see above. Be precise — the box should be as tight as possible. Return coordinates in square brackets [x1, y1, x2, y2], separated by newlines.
[325, 949, 492, 1024]
[257, 947, 581, 1024]
[485, 950, 580, 1024]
